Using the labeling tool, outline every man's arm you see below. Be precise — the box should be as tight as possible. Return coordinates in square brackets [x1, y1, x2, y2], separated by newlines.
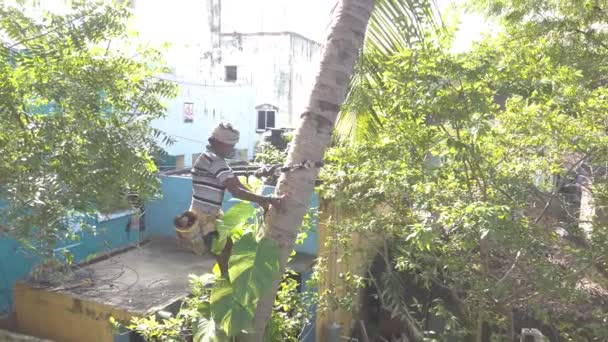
[223, 177, 282, 208]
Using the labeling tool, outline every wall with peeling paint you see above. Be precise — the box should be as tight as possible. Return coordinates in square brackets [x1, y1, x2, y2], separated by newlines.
[290, 34, 323, 123]
[218, 32, 322, 129]
[150, 77, 257, 165]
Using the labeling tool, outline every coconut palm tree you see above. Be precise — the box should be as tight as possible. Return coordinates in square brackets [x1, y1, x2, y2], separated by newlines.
[248, 0, 440, 340]
[246, 0, 376, 340]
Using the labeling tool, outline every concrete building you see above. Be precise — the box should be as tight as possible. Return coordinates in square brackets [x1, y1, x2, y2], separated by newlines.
[130, 0, 331, 165]
[217, 32, 322, 130]
[149, 75, 257, 167]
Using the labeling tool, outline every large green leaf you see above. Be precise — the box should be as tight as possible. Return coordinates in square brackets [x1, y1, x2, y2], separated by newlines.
[209, 233, 281, 336]
[193, 317, 221, 342]
[210, 279, 254, 336]
[217, 201, 255, 234]
[212, 201, 255, 254]
[228, 233, 281, 305]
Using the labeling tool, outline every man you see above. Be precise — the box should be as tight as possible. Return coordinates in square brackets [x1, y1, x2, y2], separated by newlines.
[175, 123, 284, 272]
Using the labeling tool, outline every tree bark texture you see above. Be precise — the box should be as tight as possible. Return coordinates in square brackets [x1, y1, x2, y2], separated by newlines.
[247, 0, 376, 340]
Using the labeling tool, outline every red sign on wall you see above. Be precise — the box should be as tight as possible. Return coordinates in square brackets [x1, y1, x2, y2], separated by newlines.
[183, 102, 194, 123]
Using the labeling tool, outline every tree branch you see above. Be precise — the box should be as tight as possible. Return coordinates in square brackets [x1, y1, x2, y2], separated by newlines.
[8, 10, 95, 49]
[534, 154, 589, 224]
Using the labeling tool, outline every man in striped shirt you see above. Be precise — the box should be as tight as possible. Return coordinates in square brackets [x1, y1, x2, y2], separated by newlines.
[175, 123, 283, 272]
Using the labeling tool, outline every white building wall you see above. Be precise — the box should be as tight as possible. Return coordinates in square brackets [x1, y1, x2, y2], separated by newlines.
[151, 77, 257, 166]
[130, 0, 258, 164]
[220, 34, 291, 128]
[218, 33, 322, 129]
[290, 34, 322, 122]
[129, 0, 325, 162]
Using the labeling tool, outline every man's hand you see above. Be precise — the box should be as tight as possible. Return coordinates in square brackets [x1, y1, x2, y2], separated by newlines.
[270, 194, 286, 208]
[260, 194, 287, 214]
[224, 177, 288, 211]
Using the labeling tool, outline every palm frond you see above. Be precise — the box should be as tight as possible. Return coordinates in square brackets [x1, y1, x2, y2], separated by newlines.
[335, 0, 441, 144]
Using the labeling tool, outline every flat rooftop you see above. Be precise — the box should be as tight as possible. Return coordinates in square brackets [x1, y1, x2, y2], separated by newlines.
[34, 237, 316, 316]
[44, 237, 215, 316]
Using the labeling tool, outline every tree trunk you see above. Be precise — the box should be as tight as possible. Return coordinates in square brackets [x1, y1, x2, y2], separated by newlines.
[247, 0, 375, 340]
[578, 163, 595, 240]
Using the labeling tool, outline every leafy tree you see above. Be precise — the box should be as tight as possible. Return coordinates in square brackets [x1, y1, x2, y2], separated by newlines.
[253, 142, 286, 166]
[320, 25, 608, 341]
[249, 0, 376, 339]
[0, 1, 176, 263]
[128, 200, 316, 342]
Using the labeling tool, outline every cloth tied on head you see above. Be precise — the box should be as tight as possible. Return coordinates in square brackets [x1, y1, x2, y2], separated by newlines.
[211, 123, 240, 145]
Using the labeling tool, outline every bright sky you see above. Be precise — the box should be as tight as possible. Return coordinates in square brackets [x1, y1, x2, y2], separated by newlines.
[436, 0, 498, 52]
[221, 0, 333, 41]
[6, 0, 494, 58]
[129, 0, 493, 55]
[131, 0, 333, 47]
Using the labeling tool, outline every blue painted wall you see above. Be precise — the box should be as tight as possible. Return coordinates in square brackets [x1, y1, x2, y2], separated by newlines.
[1, 173, 319, 325]
[0, 214, 139, 314]
[144, 175, 242, 236]
[144, 175, 320, 342]
[145, 176, 194, 237]
[0, 238, 36, 314]
[146, 175, 319, 256]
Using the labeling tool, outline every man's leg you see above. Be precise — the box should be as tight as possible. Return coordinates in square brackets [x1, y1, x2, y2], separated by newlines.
[201, 231, 233, 279]
[216, 237, 232, 279]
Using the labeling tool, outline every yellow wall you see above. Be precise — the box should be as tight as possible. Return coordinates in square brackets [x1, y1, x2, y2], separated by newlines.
[14, 282, 136, 342]
[315, 202, 380, 342]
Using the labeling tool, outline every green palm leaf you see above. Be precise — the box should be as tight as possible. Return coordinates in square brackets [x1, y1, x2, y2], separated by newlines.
[336, 0, 441, 143]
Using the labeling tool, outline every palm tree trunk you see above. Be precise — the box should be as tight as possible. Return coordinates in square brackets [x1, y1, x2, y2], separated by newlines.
[247, 0, 375, 340]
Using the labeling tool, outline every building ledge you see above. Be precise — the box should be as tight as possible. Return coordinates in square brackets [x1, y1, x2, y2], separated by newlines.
[219, 31, 322, 46]
[20, 237, 215, 317]
[0, 329, 52, 342]
[96, 210, 136, 223]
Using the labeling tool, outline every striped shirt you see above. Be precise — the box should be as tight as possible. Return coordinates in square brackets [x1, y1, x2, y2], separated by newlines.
[190, 151, 235, 214]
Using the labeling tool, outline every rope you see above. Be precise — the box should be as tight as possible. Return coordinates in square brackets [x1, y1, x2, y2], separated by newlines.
[190, 160, 324, 179]
[253, 160, 325, 178]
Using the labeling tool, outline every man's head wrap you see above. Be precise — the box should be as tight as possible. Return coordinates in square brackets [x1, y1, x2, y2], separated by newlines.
[211, 122, 239, 145]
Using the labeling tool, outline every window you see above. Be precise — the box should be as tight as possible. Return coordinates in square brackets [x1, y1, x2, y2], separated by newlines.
[257, 110, 275, 130]
[255, 104, 278, 131]
[225, 65, 237, 82]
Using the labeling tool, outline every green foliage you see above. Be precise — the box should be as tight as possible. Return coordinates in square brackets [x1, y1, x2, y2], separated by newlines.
[228, 233, 281, 305]
[212, 201, 255, 254]
[474, 0, 608, 89]
[128, 274, 217, 342]
[210, 233, 280, 336]
[128, 201, 313, 341]
[265, 272, 314, 342]
[320, 12, 608, 339]
[253, 142, 286, 165]
[0, 1, 177, 261]
[336, 0, 441, 143]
